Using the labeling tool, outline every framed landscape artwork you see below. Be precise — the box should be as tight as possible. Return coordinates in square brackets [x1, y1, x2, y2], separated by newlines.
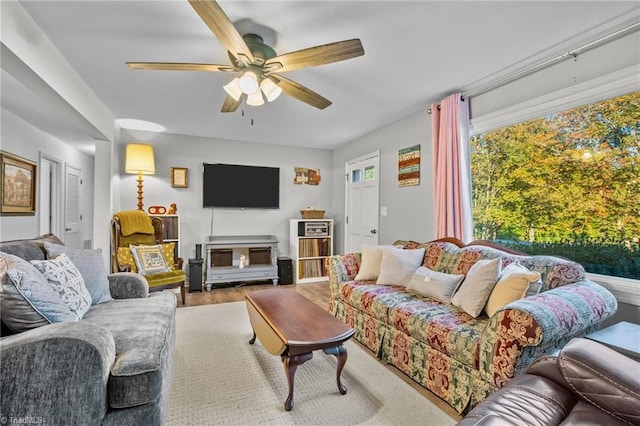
[1, 151, 37, 215]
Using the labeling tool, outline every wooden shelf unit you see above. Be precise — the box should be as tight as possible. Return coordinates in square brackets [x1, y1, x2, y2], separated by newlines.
[289, 219, 333, 283]
[150, 214, 180, 260]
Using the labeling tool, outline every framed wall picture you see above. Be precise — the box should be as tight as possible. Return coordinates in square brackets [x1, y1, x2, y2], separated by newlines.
[1, 151, 37, 215]
[171, 167, 188, 188]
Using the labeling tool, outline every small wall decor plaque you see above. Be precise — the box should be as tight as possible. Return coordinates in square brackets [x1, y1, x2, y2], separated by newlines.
[294, 167, 321, 185]
[1, 151, 37, 215]
[398, 145, 420, 187]
[171, 167, 188, 188]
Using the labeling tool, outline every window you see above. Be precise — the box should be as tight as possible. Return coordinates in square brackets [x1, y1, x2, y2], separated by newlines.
[470, 91, 639, 279]
[364, 165, 375, 181]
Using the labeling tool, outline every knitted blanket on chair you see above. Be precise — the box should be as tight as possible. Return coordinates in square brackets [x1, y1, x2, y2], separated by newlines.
[117, 210, 155, 236]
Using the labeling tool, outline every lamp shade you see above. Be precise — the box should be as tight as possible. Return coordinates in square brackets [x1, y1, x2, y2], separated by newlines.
[247, 91, 265, 107]
[125, 143, 155, 175]
[260, 78, 282, 102]
[223, 77, 243, 101]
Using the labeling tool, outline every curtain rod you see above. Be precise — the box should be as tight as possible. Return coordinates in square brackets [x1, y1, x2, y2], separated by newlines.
[427, 96, 465, 114]
[461, 20, 640, 99]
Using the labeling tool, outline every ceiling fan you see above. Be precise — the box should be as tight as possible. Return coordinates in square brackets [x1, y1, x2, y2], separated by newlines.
[126, 0, 365, 113]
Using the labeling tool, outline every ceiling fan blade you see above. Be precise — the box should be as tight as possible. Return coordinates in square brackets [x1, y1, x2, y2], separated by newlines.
[264, 39, 364, 73]
[188, 0, 254, 65]
[221, 95, 242, 113]
[126, 62, 235, 72]
[270, 75, 331, 110]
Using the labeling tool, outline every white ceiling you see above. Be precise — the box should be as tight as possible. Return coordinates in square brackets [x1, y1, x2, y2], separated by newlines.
[3, 1, 639, 154]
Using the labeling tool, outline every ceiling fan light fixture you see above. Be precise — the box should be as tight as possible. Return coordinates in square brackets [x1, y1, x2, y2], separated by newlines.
[223, 77, 243, 101]
[260, 78, 282, 102]
[246, 91, 265, 107]
[239, 71, 260, 94]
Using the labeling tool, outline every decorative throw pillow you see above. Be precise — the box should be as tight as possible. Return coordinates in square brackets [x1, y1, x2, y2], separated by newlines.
[0, 253, 77, 332]
[130, 244, 171, 275]
[407, 266, 465, 303]
[30, 253, 92, 319]
[44, 242, 112, 305]
[117, 247, 138, 273]
[484, 262, 542, 317]
[160, 242, 176, 271]
[117, 243, 174, 273]
[451, 257, 501, 318]
[376, 246, 426, 287]
[354, 244, 392, 281]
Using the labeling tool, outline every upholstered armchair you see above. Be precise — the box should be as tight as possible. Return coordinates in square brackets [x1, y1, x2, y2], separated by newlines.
[111, 210, 186, 304]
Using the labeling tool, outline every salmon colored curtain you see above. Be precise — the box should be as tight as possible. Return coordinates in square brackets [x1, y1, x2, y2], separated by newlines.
[431, 93, 473, 242]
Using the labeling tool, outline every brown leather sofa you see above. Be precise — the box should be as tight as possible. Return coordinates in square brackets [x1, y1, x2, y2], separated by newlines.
[458, 337, 640, 426]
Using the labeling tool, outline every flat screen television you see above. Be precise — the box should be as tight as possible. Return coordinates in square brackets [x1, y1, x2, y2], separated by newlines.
[203, 163, 280, 209]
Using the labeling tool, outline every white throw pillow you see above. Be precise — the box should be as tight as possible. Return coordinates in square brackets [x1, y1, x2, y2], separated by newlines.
[30, 253, 92, 319]
[484, 262, 542, 317]
[451, 257, 501, 318]
[407, 266, 465, 303]
[376, 246, 425, 287]
[354, 244, 393, 281]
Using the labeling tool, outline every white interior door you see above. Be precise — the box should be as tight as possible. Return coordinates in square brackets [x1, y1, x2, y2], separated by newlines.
[39, 153, 62, 237]
[345, 152, 380, 253]
[64, 164, 83, 249]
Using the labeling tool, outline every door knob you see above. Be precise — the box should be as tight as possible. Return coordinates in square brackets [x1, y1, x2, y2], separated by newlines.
[65, 228, 72, 232]
[370, 229, 377, 234]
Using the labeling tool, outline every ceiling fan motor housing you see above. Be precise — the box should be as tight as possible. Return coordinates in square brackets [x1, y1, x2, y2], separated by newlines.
[228, 34, 277, 66]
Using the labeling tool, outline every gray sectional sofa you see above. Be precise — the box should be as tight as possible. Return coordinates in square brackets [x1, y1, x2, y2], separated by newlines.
[0, 234, 176, 425]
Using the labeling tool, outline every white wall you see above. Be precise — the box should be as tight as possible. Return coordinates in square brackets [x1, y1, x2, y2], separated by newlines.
[331, 109, 435, 253]
[0, 108, 95, 243]
[470, 30, 640, 120]
[117, 129, 333, 260]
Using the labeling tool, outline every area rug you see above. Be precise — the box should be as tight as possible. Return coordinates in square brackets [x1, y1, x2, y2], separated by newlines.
[167, 301, 456, 425]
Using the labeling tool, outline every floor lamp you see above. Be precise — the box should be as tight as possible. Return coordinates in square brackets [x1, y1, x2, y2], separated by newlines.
[125, 143, 155, 211]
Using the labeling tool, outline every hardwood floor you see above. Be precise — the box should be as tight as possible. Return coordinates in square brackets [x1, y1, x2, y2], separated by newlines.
[180, 281, 330, 309]
[178, 280, 462, 422]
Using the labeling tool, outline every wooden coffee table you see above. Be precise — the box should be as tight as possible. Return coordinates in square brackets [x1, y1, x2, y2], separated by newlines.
[245, 288, 355, 411]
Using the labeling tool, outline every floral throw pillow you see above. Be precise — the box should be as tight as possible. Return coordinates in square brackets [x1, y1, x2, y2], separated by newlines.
[130, 244, 171, 275]
[30, 253, 92, 319]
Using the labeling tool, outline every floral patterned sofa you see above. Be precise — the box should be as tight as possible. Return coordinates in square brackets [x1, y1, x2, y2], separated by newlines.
[327, 238, 617, 413]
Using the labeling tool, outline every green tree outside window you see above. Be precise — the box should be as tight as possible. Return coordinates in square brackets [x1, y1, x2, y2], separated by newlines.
[470, 91, 640, 279]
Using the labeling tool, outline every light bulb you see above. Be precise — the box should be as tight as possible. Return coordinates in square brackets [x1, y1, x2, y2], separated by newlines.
[238, 71, 259, 94]
[247, 91, 264, 106]
[223, 77, 242, 101]
[260, 78, 282, 102]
